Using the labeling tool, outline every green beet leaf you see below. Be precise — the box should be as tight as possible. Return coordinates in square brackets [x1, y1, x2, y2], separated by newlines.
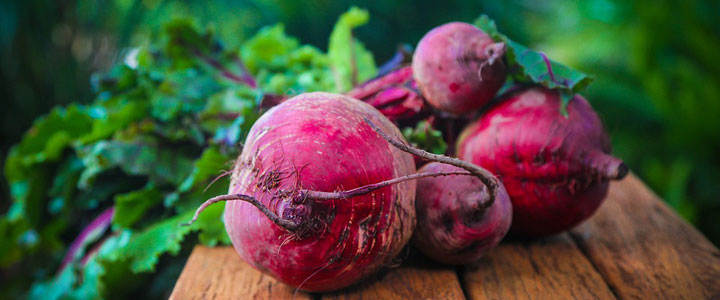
[474, 15, 593, 114]
[113, 186, 164, 229]
[328, 7, 377, 92]
[402, 120, 448, 155]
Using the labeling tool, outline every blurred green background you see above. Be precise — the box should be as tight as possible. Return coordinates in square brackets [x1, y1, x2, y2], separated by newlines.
[2, 0, 719, 252]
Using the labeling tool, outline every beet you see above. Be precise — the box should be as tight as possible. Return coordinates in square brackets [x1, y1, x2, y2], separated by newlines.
[412, 162, 512, 264]
[412, 22, 507, 115]
[457, 87, 628, 236]
[219, 92, 416, 291]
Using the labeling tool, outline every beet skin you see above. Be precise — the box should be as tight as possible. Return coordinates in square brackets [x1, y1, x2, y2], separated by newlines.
[412, 22, 507, 115]
[224, 92, 416, 291]
[457, 87, 628, 236]
[412, 163, 512, 264]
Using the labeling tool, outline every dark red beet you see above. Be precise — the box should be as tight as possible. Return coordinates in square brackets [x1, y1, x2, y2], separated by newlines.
[457, 87, 628, 236]
[412, 22, 507, 115]
[224, 92, 417, 291]
[412, 163, 512, 264]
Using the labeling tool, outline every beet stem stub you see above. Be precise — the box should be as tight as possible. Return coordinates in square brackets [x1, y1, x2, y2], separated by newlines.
[484, 42, 506, 66]
[362, 117, 500, 208]
[183, 194, 298, 232]
[589, 150, 629, 180]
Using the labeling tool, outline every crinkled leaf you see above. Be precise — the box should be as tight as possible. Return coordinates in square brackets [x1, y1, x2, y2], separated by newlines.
[119, 202, 225, 273]
[4, 106, 92, 222]
[328, 7, 377, 92]
[7, 105, 93, 168]
[506, 40, 593, 92]
[150, 69, 223, 122]
[77, 136, 194, 188]
[178, 146, 233, 193]
[172, 147, 232, 246]
[164, 19, 214, 70]
[113, 214, 193, 273]
[473, 15, 499, 37]
[164, 19, 257, 88]
[402, 120, 448, 155]
[28, 233, 145, 300]
[163, 148, 230, 213]
[212, 116, 248, 148]
[242, 24, 299, 73]
[474, 15, 593, 114]
[200, 87, 257, 118]
[243, 26, 334, 94]
[200, 87, 260, 146]
[80, 99, 149, 144]
[170, 175, 231, 246]
[114, 186, 163, 228]
[30, 204, 227, 299]
[126, 216, 190, 273]
[173, 170, 228, 211]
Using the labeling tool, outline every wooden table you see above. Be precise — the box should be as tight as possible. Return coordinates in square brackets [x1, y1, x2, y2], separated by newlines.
[170, 175, 720, 299]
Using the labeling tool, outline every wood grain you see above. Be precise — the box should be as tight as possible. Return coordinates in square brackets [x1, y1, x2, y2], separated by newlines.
[169, 246, 313, 300]
[571, 174, 720, 300]
[461, 233, 616, 300]
[170, 174, 720, 299]
[322, 262, 465, 300]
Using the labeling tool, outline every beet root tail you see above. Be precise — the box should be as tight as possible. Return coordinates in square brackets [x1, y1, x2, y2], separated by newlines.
[588, 151, 629, 180]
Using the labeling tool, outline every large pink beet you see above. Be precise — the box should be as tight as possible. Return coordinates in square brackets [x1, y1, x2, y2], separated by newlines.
[412, 22, 507, 115]
[412, 163, 512, 264]
[457, 87, 627, 236]
[224, 92, 416, 291]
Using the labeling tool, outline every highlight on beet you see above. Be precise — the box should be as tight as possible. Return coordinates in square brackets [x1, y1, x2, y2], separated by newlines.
[457, 87, 628, 236]
[412, 22, 507, 115]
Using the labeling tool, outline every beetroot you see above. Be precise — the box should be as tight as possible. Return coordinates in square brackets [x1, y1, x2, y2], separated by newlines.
[457, 87, 628, 236]
[412, 162, 512, 264]
[215, 92, 417, 291]
[412, 22, 507, 115]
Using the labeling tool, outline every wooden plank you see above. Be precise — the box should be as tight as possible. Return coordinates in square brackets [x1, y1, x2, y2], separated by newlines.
[169, 246, 313, 300]
[171, 174, 720, 299]
[570, 174, 720, 300]
[322, 261, 465, 300]
[462, 233, 616, 300]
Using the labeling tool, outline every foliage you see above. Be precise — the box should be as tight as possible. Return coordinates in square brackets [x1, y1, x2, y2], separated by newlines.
[0, 9, 372, 299]
[402, 120, 447, 155]
[327, 7, 377, 92]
